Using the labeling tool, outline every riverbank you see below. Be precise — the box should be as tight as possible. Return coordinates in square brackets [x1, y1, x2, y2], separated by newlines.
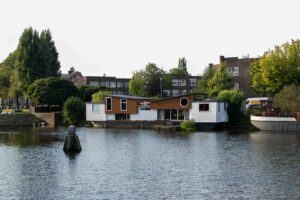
[0, 113, 42, 127]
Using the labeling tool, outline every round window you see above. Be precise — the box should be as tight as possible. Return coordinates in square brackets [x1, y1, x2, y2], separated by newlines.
[180, 97, 189, 107]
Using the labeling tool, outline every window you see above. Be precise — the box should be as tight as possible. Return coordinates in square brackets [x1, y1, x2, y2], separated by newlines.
[171, 109, 178, 120]
[179, 90, 186, 95]
[101, 81, 110, 87]
[116, 114, 130, 120]
[180, 97, 189, 107]
[117, 82, 123, 88]
[163, 90, 171, 97]
[92, 104, 100, 113]
[227, 67, 239, 76]
[172, 79, 178, 86]
[90, 81, 98, 86]
[179, 79, 186, 86]
[172, 90, 179, 96]
[189, 79, 196, 86]
[110, 81, 116, 88]
[120, 99, 127, 111]
[117, 91, 123, 95]
[199, 104, 209, 111]
[233, 83, 239, 90]
[123, 82, 129, 88]
[164, 109, 171, 120]
[106, 97, 112, 111]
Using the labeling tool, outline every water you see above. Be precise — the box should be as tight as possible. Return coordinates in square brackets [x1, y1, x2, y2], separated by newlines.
[0, 127, 300, 199]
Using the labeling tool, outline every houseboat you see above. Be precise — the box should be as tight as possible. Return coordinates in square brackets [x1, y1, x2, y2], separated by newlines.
[86, 94, 228, 130]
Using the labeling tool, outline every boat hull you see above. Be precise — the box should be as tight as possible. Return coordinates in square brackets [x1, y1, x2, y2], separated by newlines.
[250, 115, 300, 131]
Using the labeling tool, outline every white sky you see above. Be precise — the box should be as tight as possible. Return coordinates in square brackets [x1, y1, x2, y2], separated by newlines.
[1, 0, 300, 77]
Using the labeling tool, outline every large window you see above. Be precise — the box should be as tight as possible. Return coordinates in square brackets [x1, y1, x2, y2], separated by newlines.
[120, 99, 127, 111]
[172, 90, 179, 96]
[189, 79, 197, 86]
[106, 97, 112, 111]
[199, 104, 209, 111]
[227, 67, 239, 76]
[90, 81, 98, 86]
[172, 79, 178, 86]
[123, 82, 129, 88]
[117, 82, 123, 88]
[92, 104, 100, 113]
[163, 90, 171, 97]
[110, 81, 116, 88]
[179, 79, 186, 86]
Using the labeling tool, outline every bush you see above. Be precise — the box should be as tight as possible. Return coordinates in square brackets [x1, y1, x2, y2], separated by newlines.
[63, 97, 85, 125]
[180, 120, 196, 132]
[217, 89, 245, 125]
[92, 91, 112, 102]
[274, 84, 300, 112]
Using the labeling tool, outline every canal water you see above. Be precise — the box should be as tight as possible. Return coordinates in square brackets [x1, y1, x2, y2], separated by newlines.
[0, 127, 299, 199]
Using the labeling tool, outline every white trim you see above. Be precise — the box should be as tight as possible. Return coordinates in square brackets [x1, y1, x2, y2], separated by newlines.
[120, 98, 127, 111]
[106, 97, 112, 111]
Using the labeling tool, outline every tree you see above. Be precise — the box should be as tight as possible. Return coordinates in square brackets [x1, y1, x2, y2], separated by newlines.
[129, 63, 167, 97]
[217, 90, 245, 124]
[250, 40, 300, 96]
[78, 85, 108, 102]
[15, 27, 61, 94]
[63, 96, 85, 125]
[207, 63, 233, 97]
[27, 77, 79, 106]
[274, 84, 300, 112]
[195, 65, 215, 93]
[169, 57, 189, 75]
[68, 67, 75, 74]
[129, 71, 145, 96]
[92, 91, 112, 102]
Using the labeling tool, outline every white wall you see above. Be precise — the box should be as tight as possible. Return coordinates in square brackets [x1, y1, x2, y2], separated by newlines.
[86, 103, 106, 121]
[131, 109, 157, 121]
[190, 102, 228, 123]
[106, 114, 115, 120]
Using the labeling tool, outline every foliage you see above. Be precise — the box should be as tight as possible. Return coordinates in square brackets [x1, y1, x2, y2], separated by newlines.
[129, 63, 169, 97]
[78, 85, 108, 102]
[217, 90, 245, 124]
[274, 84, 300, 112]
[0, 53, 15, 99]
[129, 71, 145, 96]
[195, 65, 215, 93]
[92, 91, 112, 102]
[68, 67, 75, 74]
[63, 96, 85, 125]
[169, 57, 188, 75]
[250, 40, 300, 96]
[27, 77, 79, 106]
[207, 63, 233, 97]
[180, 120, 196, 132]
[15, 27, 61, 94]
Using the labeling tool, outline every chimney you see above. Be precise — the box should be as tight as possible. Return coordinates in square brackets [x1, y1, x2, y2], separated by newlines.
[219, 55, 225, 64]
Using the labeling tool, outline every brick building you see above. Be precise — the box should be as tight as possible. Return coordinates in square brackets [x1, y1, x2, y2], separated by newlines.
[212, 55, 257, 97]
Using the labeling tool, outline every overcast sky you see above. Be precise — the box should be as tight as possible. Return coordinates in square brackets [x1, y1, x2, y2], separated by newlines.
[1, 0, 300, 77]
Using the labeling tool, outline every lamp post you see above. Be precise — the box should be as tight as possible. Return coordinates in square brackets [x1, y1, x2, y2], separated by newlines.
[160, 78, 163, 98]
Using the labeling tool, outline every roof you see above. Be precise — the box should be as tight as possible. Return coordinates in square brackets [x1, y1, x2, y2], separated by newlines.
[107, 95, 153, 100]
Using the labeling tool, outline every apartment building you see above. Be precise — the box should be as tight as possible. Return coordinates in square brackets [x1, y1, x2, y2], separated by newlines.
[85, 76, 130, 95]
[163, 74, 200, 97]
[212, 55, 258, 97]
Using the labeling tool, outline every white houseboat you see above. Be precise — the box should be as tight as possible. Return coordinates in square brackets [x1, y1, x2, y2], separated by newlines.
[86, 94, 228, 130]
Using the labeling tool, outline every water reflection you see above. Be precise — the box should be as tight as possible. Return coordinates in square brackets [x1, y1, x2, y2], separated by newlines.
[0, 127, 299, 199]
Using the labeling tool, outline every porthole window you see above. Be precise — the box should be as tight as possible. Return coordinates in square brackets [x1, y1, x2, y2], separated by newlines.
[180, 97, 189, 107]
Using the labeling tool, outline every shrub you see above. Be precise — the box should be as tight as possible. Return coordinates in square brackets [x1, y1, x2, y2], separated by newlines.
[63, 97, 85, 125]
[274, 84, 300, 112]
[180, 120, 196, 132]
[92, 91, 112, 102]
[217, 89, 245, 125]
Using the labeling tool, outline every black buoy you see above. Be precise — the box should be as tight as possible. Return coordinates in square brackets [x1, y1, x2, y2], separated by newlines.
[63, 125, 82, 152]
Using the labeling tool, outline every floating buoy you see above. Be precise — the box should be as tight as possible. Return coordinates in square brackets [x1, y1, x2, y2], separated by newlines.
[63, 125, 82, 152]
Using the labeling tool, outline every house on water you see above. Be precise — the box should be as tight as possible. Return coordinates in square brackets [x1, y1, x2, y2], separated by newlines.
[86, 94, 228, 130]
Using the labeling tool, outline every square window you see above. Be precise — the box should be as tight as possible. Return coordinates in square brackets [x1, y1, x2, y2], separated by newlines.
[92, 104, 100, 113]
[199, 104, 209, 111]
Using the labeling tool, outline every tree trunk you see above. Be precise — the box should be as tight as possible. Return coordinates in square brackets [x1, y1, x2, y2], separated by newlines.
[16, 95, 19, 110]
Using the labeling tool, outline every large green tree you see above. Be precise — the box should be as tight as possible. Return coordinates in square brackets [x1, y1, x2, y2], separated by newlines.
[207, 63, 233, 97]
[169, 57, 188, 75]
[129, 63, 169, 97]
[27, 77, 79, 106]
[274, 84, 300, 112]
[250, 40, 300, 96]
[15, 27, 61, 94]
[195, 65, 215, 93]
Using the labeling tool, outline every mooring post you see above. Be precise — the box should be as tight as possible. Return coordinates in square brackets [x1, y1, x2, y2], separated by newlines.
[63, 125, 82, 152]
